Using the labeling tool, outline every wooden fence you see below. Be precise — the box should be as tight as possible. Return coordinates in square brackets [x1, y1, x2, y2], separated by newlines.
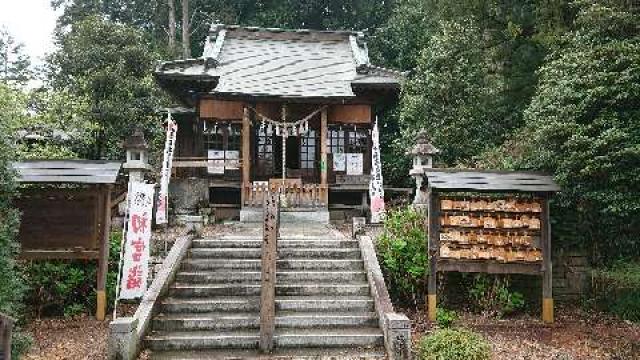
[243, 182, 327, 209]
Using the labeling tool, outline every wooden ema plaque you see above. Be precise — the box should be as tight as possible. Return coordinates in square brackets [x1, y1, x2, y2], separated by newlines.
[438, 197, 543, 264]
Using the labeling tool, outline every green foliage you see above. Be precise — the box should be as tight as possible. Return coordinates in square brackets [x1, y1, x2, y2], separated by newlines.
[0, 27, 32, 84]
[24, 232, 122, 317]
[481, 1, 640, 260]
[376, 207, 427, 304]
[47, 15, 165, 160]
[399, 19, 504, 165]
[592, 261, 640, 322]
[418, 328, 491, 360]
[435, 308, 458, 329]
[468, 275, 525, 317]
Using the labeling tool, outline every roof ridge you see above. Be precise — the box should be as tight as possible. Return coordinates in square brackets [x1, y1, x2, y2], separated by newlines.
[209, 23, 363, 36]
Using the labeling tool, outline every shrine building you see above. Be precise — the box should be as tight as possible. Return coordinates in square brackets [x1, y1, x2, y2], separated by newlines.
[155, 24, 403, 222]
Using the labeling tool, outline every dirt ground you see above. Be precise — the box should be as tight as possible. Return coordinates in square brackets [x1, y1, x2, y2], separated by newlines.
[409, 305, 640, 360]
[21, 307, 639, 360]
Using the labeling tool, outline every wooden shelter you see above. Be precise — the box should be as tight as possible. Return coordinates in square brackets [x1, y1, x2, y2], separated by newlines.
[155, 24, 403, 220]
[415, 169, 560, 324]
[13, 160, 123, 321]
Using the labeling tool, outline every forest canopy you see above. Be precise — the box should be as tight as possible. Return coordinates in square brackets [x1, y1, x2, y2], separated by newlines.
[3, 0, 639, 263]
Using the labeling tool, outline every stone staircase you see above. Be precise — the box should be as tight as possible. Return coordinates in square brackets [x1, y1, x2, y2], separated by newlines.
[144, 225, 386, 359]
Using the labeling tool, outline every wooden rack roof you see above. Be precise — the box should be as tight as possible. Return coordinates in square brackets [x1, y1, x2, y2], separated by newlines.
[13, 160, 122, 184]
[422, 169, 560, 193]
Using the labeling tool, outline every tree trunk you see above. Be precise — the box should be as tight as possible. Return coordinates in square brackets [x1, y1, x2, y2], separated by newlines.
[168, 0, 176, 54]
[181, 0, 191, 59]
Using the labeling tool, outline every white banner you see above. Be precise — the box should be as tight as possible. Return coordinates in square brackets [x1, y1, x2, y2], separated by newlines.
[156, 113, 178, 225]
[119, 182, 155, 299]
[369, 118, 386, 223]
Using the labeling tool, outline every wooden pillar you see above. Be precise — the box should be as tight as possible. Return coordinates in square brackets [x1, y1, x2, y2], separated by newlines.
[96, 185, 112, 321]
[541, 194, 554, 324]
[320, 107, 328, 205]
[260, 192, 279, 352]
[242, 106, 251, 205]
[427, 188, 439, 322]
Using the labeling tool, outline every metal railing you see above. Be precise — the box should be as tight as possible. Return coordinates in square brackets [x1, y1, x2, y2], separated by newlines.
[259, 191, 280, 352]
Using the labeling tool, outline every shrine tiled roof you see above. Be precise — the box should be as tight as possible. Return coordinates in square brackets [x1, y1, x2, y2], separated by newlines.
[155, 24, 404, 99]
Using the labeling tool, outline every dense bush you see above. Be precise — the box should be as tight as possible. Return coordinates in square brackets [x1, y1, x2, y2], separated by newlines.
[468, 275, 525, 318]
[435, 308, 458, 329]
[418, 328, 491, 360]
[0, 83, 31, 357]
[24, 232, 122, 317]
[592, 261, 640, 322]
[376, 206, 427, 305]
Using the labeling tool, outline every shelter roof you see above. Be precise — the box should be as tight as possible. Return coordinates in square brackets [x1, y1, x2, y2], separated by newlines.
[418, 169, 560, 193]
[13, 160, 122, 185]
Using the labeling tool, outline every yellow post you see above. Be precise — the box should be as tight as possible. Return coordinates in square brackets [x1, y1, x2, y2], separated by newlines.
[428, 294, 437, 322]
[542, 298, 554, 324]
[96, 290, 106, 321]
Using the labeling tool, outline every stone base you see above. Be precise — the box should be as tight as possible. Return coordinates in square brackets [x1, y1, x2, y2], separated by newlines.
[240, 209, 330, 224]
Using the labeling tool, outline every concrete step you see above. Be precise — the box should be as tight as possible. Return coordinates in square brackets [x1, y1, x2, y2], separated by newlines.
[149, 347, 386, 360]
[145, 330, 259, 351]
[176, 270, 367, 283]
[152, 312, 377, 331]
[276, 312, 378, 328]
[192, 239, 358, 249]
[181, 259, 364, 271]
[275, 328, 383, 348]
[161, 296, 375, 314]
[189, 248, 361, 260]
[152, 313, 258, 331]
[170, 283, 370, 297]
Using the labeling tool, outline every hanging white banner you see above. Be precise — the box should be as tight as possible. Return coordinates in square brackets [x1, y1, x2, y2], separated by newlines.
[119, 182, 156, 299]
[369, 118, 386, 223]
[156, 112, 178, 225]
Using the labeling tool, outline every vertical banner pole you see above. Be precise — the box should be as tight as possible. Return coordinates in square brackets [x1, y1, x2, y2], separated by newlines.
[113, 181, 132, 320]
[427, 188, 439, 322]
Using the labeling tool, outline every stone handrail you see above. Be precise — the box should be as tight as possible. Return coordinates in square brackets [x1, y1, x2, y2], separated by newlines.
[353, 218, 412, 360]
[0, 312, 15, 360]
[108, 234, 194, 360]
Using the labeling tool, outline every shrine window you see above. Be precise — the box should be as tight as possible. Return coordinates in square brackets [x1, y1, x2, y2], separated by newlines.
[300, 130, 317, 169]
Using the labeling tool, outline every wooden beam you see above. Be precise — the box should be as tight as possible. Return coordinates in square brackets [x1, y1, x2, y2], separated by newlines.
[19, 250, 100, 260]
[427, 189, 439, 322]
[541, 195, 554, 324]
[96, 185, 112, 321]
[320, 107, 328, 204]
[242, 106, 251, 205]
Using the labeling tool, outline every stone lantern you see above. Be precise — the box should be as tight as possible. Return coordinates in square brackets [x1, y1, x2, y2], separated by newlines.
[123, 128, 151, 183]
[408, 130, 439, 205]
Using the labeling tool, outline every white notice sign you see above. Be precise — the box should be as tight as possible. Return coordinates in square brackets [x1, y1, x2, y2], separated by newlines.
[333, 153, 346, 172]
[208, 150, 225, 174]
[346, 153, 363, 175]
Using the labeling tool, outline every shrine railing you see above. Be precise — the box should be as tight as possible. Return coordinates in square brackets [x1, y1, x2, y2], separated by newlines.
[243, 182, 327, 209]
[260, 191, 280, 352]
